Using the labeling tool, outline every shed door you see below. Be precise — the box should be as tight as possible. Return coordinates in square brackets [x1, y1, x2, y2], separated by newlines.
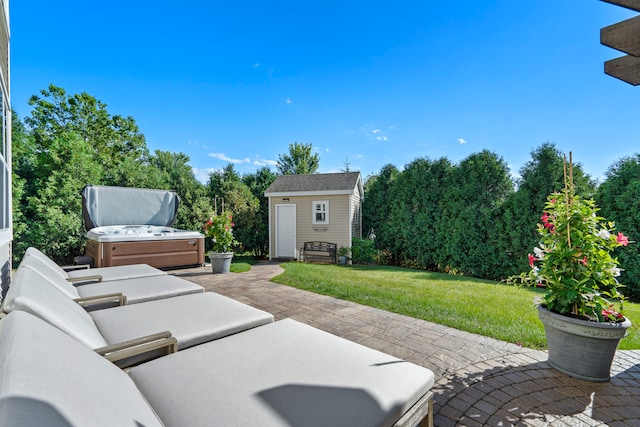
[276, 204, 296, 258]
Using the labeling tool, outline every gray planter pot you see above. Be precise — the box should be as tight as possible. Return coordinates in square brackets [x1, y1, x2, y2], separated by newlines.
[209, 252, 233, 274]
[537, 305, 631, 382]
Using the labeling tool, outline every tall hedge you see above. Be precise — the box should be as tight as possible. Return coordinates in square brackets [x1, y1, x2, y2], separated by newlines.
[494, 144, 595, 278]
[363, 144, 607, 285]
[386, 157, 453, 270]
[596, 155, 640, 298]
[438, 150, 513, 279]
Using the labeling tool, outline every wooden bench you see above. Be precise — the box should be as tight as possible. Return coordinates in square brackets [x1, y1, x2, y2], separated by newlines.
[300, 241, 337, 264]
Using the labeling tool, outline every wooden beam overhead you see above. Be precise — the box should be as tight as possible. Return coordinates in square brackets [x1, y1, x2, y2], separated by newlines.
[601, 0, 640, 12]
[605, 55, 640, 85]
[601, 15, 640, 56]
[601, 0, 640, 85]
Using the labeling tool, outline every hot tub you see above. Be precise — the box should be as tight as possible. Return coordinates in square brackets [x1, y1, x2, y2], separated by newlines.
[82, 186, 205, 268]
[86, 225, 204, 242]
[85, 225, 204, 268]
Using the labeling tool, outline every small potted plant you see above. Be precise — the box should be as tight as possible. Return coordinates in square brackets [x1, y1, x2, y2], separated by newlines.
[203, 212, 239, 274]
[525, 155, 632, 381]
[337, 246, 351, 264]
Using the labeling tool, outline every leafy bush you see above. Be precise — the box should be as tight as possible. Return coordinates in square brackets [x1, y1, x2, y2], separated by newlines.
[351, 238, 376, 264]
[202, 213, 239, 253]
[596, 155, 640, 299]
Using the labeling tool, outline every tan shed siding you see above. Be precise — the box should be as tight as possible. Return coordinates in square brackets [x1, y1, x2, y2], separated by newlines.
[268, 199, 281, 258]
[293, 195, 351, 253]
[268, 198, 274, 258]
[350, 191, 362, 239]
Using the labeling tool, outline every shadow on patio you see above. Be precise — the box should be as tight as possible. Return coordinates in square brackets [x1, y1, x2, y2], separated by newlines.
[173, 262, 640, 427]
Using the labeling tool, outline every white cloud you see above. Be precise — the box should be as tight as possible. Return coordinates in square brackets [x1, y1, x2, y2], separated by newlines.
[285, 97, 292, 104]
[254, 158, 278, 167]
[361, 124, 394, 142]
[252, 62, 260, 68]
[354, 154, 364, 159]
[208, 152, 250, 164]
[192, 167, 218, 184]
[458, 138, 467, 144]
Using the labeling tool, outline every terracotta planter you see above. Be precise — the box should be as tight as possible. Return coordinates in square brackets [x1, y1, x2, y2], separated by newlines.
[537, 305, 631, 382]
[209, 252, 233, 274]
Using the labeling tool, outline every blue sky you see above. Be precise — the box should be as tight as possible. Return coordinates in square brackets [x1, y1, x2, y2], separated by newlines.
[10, 1, 640, 183]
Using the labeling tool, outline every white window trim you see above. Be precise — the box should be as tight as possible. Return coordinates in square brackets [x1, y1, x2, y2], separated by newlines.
[312, 200, 329, 225]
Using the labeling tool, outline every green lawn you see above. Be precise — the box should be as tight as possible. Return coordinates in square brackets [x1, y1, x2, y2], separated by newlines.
[271, 262, 640, 350]
[229, 255, 260, 273]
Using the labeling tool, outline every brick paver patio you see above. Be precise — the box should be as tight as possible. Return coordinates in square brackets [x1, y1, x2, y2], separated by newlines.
[172, 262, 640, 427]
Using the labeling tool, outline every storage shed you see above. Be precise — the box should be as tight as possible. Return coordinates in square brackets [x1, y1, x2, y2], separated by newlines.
[264, 172, 363, 261]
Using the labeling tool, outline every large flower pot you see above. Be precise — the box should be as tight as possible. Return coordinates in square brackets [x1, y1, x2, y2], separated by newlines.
[209, 252, 233, 274]
[537, 305, 631, 382]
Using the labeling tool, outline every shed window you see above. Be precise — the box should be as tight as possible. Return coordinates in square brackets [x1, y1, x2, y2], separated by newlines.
[312, 200, 329, 224]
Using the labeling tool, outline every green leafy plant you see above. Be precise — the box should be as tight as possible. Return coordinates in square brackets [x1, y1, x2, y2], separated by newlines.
[203, 212, 240, 253]
[526, 157, 630, 322]
[351, 238, 377, 264]
[337, 246, 351, 258]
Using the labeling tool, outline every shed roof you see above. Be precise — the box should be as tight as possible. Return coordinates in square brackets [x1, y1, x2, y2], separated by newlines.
[264, 172, 362, 197]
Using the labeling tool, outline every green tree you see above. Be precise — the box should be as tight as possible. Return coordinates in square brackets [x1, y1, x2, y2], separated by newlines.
[149, 150, 213, 232]
[386, 157, 453, 269]
[15, 132, 104, 263]
[206, 165, 260, 254]
[440, 150, 513, 278]
[26, 84, 149, 182]
[242, 167, 277, 257]
[13, 85, 157, 263]
[276, 142, 320, 175]
[596, 154, 640, 298]
[11, 110, 31, 256]
[497, 143, 595, 277]
[362, 164, 399, 262]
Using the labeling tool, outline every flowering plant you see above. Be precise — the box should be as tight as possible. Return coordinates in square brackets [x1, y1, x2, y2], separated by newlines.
[203, 213, 239, 253]
[526, 160, 630, 323]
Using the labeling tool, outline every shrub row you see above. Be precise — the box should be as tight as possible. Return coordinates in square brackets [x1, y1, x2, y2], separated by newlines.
[363, 144, 640, 299]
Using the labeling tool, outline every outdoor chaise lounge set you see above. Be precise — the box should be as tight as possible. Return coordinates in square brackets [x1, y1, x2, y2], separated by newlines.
[0, 247, 436, 427]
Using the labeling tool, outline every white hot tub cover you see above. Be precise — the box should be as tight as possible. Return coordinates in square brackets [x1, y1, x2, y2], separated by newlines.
[82, 185, 180, 230]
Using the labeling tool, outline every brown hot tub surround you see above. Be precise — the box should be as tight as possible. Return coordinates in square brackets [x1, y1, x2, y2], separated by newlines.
[82, 185, 205, 269]
[86, 225, 205, 268]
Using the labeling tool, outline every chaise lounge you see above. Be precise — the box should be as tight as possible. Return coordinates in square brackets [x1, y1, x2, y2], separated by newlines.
[19, 261, 204, 305]
[24, 246, 167, 283]
[2, 266, 274, 366]
[0, 310, 435, 427]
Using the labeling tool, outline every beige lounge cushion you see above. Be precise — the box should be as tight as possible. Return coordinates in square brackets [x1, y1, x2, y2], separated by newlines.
[4, 267, 272, 351]
[76, 274, 204, 304]
[3, 267, 108, 348]
[67, 264, 166, 282]
[18, 259, 81, 298]
[91, 292, 274, 349]
[0, 311, 433, 427]
[24, 246, 166, 282]
[18, 260, 202, 304]
[23, 247, 70, 281]
[129, 318, 435, 427]
[0, 311, 163, 427]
